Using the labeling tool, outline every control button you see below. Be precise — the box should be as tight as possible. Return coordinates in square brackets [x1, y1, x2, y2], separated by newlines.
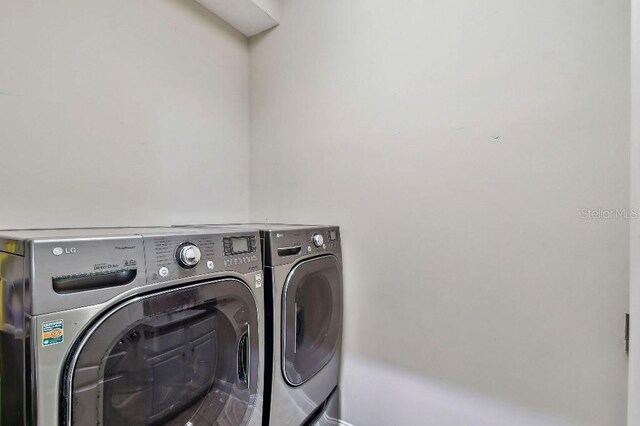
[159, 267, 169, 277]
[307, 246, 312, 253]
[207, 260, 214, 270]
[312, 233, 324, 247]
[176, 243, 201, 268]
[322, 243, 326, 249]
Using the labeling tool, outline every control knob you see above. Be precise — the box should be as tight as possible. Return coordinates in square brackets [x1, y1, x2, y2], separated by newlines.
[177, 243, 201, 268]
[312, 233, 324, 248]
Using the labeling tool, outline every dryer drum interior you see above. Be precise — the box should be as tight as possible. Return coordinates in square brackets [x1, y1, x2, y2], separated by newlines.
[62, 279, 259, 426]
[283, 255, 342, 386]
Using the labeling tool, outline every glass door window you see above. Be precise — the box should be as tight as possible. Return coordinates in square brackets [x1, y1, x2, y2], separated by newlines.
[62, 279, 259, 426]
[282, 256, 342, 386]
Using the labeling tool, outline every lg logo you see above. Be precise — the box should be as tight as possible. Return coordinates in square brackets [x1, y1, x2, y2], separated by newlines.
[53, 247, 77, 256]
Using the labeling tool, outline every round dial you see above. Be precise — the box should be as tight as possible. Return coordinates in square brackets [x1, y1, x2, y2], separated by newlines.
[312, 233, 324, 247]
[176, 243, 201, 268]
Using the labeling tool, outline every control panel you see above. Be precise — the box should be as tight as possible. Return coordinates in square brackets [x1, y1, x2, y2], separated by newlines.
[145, 231, 261, 284]
[223, 235, 258, 256]
[26, 230, 263, 315]
[264, 226, 340, 267]
[306, 228, 340, 253]
[222, 235, 259, 268]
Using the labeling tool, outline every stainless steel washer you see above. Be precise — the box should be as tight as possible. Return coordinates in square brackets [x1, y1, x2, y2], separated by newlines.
[0, 227, 265, 426]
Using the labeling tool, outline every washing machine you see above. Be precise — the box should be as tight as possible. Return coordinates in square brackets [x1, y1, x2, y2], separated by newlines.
[0, 226, 266, 426]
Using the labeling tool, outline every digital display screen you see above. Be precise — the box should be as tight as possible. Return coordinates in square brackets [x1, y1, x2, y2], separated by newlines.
[329, 230, 338, 241]
[231, 237, 250, 253]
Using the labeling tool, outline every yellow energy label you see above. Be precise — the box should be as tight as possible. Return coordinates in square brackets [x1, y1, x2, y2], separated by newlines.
[42, 319, 64, 346]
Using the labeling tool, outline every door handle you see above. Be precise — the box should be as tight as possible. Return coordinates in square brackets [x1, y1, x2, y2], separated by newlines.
[277, 246, 302, 257]
[237, 328, 250, 388]
[295, 303, 304, 353]
[53, 269, 137, 293]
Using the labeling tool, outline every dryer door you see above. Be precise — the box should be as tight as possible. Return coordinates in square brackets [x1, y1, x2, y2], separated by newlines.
[62, 279, 259, 426]
[282, 255, 342, 386]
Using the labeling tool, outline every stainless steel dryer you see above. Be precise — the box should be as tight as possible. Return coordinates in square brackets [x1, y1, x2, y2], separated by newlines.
[0, 227, 265, 426]
[260, 224, 342, 426]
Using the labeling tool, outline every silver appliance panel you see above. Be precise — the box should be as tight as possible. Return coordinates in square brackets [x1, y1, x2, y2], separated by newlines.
[267, 255, 342, 426]
[0, 227, 266, 426]
[262, 226, 341, 267]
[144, 231, 261, 285]
[0, 251, 28, 425]
[29, 236, 145, 315]
[33, 269, 265, 426]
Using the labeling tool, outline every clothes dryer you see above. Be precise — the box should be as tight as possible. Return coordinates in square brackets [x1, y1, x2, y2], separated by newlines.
[259, 225, 342, 426]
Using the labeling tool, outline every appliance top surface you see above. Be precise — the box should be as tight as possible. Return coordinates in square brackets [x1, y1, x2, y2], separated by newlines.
[0, 226, 258, 255]
[182, 223, 337, 232]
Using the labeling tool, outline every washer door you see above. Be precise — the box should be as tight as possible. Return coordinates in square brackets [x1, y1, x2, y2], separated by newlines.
[282, 255, 342, 386]
[62, 279, 259, 426]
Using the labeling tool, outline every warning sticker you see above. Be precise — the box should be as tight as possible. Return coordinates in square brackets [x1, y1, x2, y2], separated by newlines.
[42, 319, 64, 347]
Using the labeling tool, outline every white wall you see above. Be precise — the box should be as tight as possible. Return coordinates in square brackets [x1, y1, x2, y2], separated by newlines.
[249, 1, 630, 425]
[629, 0, 640, 424]
[0, 0, 250, 228]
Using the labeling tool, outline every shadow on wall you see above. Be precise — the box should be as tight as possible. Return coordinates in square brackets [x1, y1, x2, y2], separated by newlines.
[340, 355, 575, 426]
